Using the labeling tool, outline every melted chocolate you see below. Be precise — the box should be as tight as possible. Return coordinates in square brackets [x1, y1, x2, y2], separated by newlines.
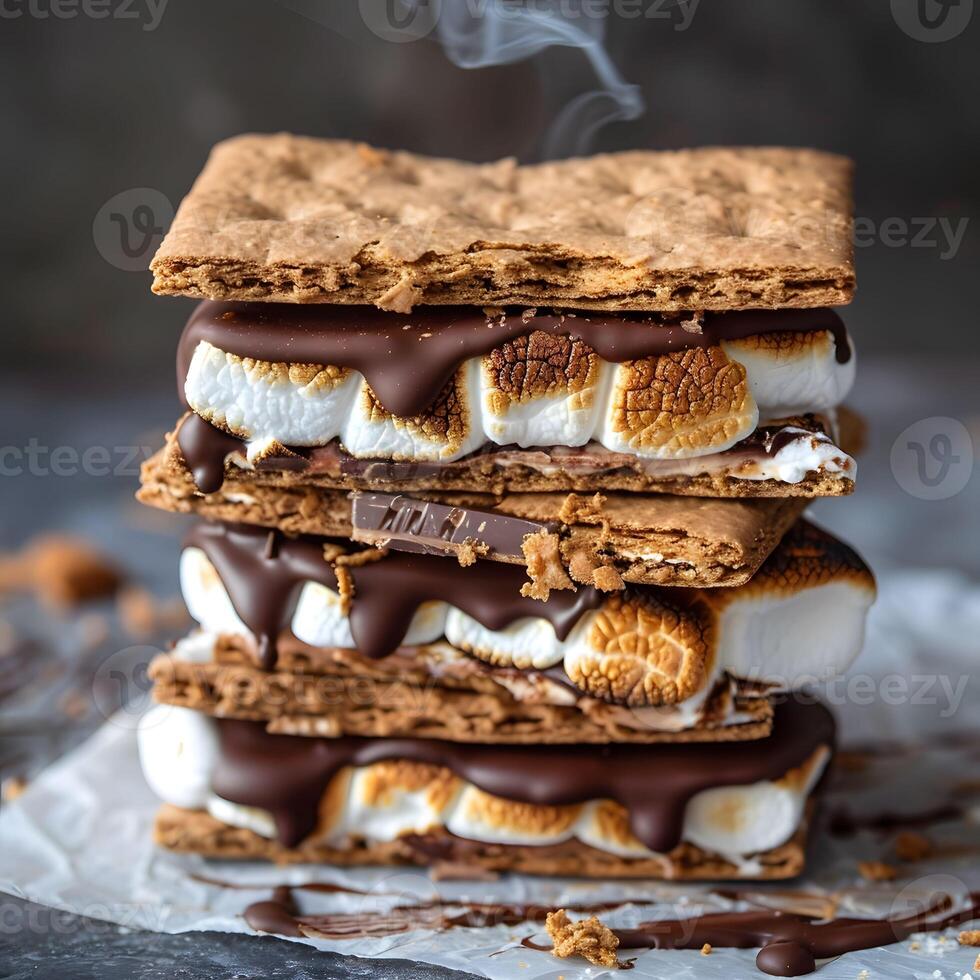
[175, 409, 838, 496]
[612, 892, 980, 976]
[185, 521, 602, 665]
[209, 700, 834, 852]
[178, 302, 851, 419]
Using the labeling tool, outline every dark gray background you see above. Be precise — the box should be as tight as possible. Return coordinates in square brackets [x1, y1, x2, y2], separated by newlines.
[1, 0, 978, 378]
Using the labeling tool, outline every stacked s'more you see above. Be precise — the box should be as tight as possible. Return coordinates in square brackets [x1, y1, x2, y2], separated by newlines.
[135, 135, 875, 879]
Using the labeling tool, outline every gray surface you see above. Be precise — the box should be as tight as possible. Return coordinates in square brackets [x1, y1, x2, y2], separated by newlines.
[0, 896, 472, 979]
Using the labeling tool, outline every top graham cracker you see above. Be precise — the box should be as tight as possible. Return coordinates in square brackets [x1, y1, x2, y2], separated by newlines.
[150, 133, 855, 312]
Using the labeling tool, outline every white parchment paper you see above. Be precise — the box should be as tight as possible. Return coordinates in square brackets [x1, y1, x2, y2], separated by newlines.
[1, 568, 979, 979]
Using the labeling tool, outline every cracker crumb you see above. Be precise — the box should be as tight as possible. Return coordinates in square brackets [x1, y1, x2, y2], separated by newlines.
[592, 564, 624, 592]
[117, 587, 189, 639]
[1, 776, 28, 802]
[959, 930, 980, 946]
[700, 942, 712, 955]
[680, 314, 704, 334]
[455, 539, 488, 568]
[376, 272, 422, 313]
[0, 535, 121, 610]
[335, 547, 388, 568]
[520, 531, 574, 601]
[546, 908, 620, 969]
[334, 566, 355, 617]
[894, 831, 933, 862]
[321, 542, 346, 563]
[558, 492, 607, 526]
[858, 860, 897, 882]
[974, 953, 980, 971]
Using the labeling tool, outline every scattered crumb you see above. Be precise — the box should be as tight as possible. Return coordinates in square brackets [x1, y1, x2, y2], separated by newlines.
[0, 535, 121, 611]
[376, 272, 421, 313]
[975, 953, 980, 971]
[959, 930, 980, 946]
[680, 314, 703, 334]
[894, 831, 933, 862]
[58, 690, 90, 721]
[546, 909, 621, 969]
[520, 530, 574, 601]
[592, 564, 624, 592]
[858, 860, 897, 882]
[117, 588, 189, 640]
[910, 941, 921, 951]
[700, 942, 712, 955]
[1, 776, 27, 802]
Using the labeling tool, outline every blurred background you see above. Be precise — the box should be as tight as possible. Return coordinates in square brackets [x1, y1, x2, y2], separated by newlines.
[0, 0, 978, 748]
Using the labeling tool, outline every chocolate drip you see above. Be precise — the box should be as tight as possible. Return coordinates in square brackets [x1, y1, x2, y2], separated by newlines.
[243, 887, 303, 937]
[613, 892, 980, 976]
[176, 413, 244, 494]
[178, 302, 851, 419]
[184, 522, 339, 669]
[209, 700, 834, 853]
[185, 521, 601, 664]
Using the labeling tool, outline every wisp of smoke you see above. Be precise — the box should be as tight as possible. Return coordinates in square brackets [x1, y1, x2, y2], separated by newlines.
[420, 0, 644, 158]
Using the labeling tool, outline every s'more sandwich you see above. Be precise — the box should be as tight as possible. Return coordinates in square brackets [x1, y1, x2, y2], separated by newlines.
[135, 134, 872, 881]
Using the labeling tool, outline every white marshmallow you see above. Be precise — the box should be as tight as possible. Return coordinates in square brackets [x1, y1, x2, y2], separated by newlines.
[443, 609, 564, 670]
[185, 340, 360, 446]
[340, 361, 485, 461]
[739, 429, 856, 484]
[723, 330, 856, 416]
[137, 705, 220, 810]
[207, 793, 277, 839]
[717, 580, 873, 690]
[179, 547, 248, 637]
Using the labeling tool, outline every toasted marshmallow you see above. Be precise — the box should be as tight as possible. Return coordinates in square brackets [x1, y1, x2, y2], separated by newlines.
[207, 793, 277, 839]
[137, 705, 219, 810]
[446, 786, 582, 846]
[561, 594, 712, 706]
[340, 362, 484, 461]
[722, 329, 855, 416]
[443, 609, 563, 670]
[597, 347, 759, 459]
[185, 340, 359, 446]
[479, 332, 610, 448]
[333, 762, 460, 844]
[183, 330, 855, 466]
[292, 582, 447, 649]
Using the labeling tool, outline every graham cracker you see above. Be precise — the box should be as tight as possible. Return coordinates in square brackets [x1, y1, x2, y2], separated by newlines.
[153, 804, 808, 880]
[151, 134, 854, 312]
[147, 641, 773, 744]
[138, 444, 808, 589]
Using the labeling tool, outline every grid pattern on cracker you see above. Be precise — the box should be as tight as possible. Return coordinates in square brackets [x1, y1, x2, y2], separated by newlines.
[151, 135, 855, 311]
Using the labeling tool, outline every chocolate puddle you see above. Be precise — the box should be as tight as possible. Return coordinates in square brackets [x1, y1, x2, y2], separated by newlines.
[178, 302, 851, 419]
[828, 804, 963, 836]
[611, 892, 980, 976]
[185, 521, 603, 667]
[209, 700, 834, 852]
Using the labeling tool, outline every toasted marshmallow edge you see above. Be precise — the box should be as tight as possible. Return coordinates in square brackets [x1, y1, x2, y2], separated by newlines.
[137, 708, 829, 859]
[717, 579, 875, 689]
[184, 329, 855, 464]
